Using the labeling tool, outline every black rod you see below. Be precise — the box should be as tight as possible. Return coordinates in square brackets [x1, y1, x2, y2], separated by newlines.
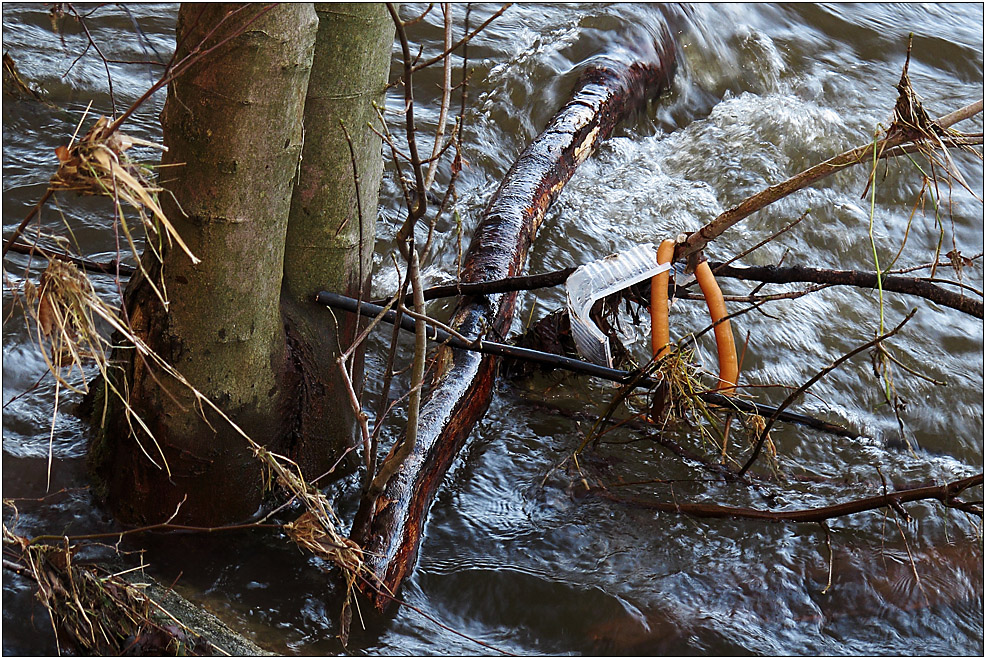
[316, 291, 858, 438]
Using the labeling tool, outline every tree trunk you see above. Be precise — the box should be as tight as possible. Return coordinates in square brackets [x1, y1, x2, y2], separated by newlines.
[90, 4, 318, 526]
[281, 3, 392, 476]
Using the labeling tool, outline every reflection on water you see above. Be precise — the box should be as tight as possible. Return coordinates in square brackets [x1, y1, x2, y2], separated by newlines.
[3, 2, 983, 655]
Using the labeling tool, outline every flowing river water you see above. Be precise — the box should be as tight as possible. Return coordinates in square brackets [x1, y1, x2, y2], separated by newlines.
[2, 3, 983, 655]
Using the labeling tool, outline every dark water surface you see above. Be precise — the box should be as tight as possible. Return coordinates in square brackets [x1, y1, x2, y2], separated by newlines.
[3, 3, 983, 655]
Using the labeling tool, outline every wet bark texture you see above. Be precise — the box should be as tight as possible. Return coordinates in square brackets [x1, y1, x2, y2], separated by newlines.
[351, 33, 678, 613]
[281, 3, 393, 475]
[90, 4, 318, 525]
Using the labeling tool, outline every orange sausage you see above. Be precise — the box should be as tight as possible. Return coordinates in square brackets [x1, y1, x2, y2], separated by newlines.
[650, 239, 676, 359]
[695, 259, 738, 394]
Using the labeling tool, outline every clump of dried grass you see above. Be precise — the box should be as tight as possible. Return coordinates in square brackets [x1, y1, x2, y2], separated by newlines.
[885, 37, 982, 185]
[2, 524, 214, 656]
[23, 258, 108, 386]
[862, 36, 983, 451]
[570, 340, 782, 480]
[18, 254, 172, 482]
[251, 446, 370, 646]
[644, 346, 706, 429]
[14, 255, 371, 641]
[44, 110, 197, 311]
[50, 113, 197, 267]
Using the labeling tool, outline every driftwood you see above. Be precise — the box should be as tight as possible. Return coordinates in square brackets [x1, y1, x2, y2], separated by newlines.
[348, 34, 678, 613]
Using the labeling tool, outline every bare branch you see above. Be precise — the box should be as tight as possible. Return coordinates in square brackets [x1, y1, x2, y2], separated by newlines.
[678, 100, 984, 261]
[389, 3, 429, 241]
[365, 247, 428, 499]
[585, 472, 983, 522]
[4, 240, 135, 276]
[422, 4, 454, 193]
[409, 4, 511, 73]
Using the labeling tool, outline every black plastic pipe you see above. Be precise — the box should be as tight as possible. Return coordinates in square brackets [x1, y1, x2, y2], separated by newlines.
[316, 290, 858, 438]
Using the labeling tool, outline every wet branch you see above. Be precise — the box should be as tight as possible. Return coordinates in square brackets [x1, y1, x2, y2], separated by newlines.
[712, 262, 982, 318]
[346, 34, 679, 614]
[317, 291, 857, 439]
[381, 259, 981, 318]
[585, 472, 983, 522]
[677, 99, 984, 261]
[4, 240, 136, 276]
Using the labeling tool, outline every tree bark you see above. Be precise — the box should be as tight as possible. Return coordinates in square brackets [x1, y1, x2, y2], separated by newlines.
[281, 3, 392, 476]
[349, 33, 678, 614]
[89, 4, 318, 526]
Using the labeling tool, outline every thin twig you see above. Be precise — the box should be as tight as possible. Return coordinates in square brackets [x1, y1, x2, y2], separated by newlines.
[105, 4, 276, 137]
[712, 210, 810, 274]
[3, 189, 54, 259]
[408, 4, 511, 73]
[739, 309, 917, 476]
[337, 119, 372, 391]
[365, 248, 428, 499]
[369, 256, 413, 482]
[69, 6, 118, 116]
[389, 3, 429, 239]
[422, 3, 453, 193]
[4, 240, 136, 276]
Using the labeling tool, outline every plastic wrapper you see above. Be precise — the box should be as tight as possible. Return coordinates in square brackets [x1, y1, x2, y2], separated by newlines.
[566, 243, 671, 367]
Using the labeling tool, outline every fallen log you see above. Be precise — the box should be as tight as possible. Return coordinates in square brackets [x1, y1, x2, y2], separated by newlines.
[348, 32, 678, 614]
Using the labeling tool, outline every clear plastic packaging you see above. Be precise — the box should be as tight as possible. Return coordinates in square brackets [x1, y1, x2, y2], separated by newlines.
[566, 243, 671, 367]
